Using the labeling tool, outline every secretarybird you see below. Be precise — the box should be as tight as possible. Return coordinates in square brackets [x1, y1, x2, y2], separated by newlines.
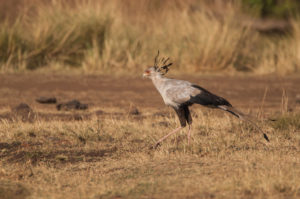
[143, 51, 269, 148]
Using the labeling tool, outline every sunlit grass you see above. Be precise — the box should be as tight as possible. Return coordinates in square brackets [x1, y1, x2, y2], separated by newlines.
[0, 108, 299, 198]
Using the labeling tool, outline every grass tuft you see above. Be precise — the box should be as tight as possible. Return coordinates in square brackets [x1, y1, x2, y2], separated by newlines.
[271, 113, 300, 131]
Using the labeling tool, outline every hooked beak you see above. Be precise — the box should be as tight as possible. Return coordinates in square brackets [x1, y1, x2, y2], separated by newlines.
[143, 70, 150, 78]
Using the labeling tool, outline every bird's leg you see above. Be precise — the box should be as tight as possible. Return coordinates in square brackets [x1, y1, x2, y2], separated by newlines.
[187, 125, 192, 145]
[154, 126, 183, 148]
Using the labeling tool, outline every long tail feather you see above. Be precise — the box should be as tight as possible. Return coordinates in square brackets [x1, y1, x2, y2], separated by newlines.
[218, 105, 270, 142]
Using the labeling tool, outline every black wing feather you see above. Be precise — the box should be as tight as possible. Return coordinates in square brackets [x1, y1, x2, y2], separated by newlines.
[190, 85, 232, 107]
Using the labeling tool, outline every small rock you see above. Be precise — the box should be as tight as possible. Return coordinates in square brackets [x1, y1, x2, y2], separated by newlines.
[12, 103, 32, 113]
[56, 100, 88, 111]
[11, 103, 35, 122]
[36, 97, 57, 104]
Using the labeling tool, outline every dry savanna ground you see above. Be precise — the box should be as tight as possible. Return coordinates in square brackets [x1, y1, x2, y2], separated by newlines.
[0, 74, 300, 199]
[1, 1, 300, 198]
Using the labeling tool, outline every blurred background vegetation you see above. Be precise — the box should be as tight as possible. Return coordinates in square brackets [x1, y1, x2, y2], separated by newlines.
[243, 0, 300, 18]
[0, 0, 300, 75]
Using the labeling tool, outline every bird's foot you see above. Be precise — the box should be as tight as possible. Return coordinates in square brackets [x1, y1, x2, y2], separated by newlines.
[263, 133, 270, 142]
[149, 142, 161, 150]
[154, 142, 161, 149]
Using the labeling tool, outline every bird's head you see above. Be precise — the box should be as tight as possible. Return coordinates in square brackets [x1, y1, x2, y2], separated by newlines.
[143, 51, 172, 78]
[143, 67, 158, 78]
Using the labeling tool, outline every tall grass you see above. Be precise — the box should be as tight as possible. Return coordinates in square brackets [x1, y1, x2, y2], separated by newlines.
[0, 1, 110, 71]
[0, 0, 299, 74]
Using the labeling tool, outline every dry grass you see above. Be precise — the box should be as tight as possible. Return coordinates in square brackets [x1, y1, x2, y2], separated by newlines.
[254, 20, 300, 75]
[0, 107, 300, 199]
[0, 0, 300, 74]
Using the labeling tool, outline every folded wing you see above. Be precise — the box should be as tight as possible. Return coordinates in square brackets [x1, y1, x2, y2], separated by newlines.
[164, 81, 232, 108]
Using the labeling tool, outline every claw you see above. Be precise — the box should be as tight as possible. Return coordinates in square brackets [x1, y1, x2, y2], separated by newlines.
[155, 142, 161, 149]
[263, 133, 270, 142]
[149, 142, 161, 150]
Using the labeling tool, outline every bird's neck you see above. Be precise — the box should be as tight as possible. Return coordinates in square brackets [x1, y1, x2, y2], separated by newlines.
[151, 75, 167, 91]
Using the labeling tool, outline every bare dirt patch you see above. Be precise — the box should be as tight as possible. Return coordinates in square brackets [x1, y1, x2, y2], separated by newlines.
[0, 74, 299, 120]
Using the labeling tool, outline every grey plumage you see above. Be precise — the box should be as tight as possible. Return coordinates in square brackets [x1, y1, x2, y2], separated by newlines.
[143, 54, 269, 147]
